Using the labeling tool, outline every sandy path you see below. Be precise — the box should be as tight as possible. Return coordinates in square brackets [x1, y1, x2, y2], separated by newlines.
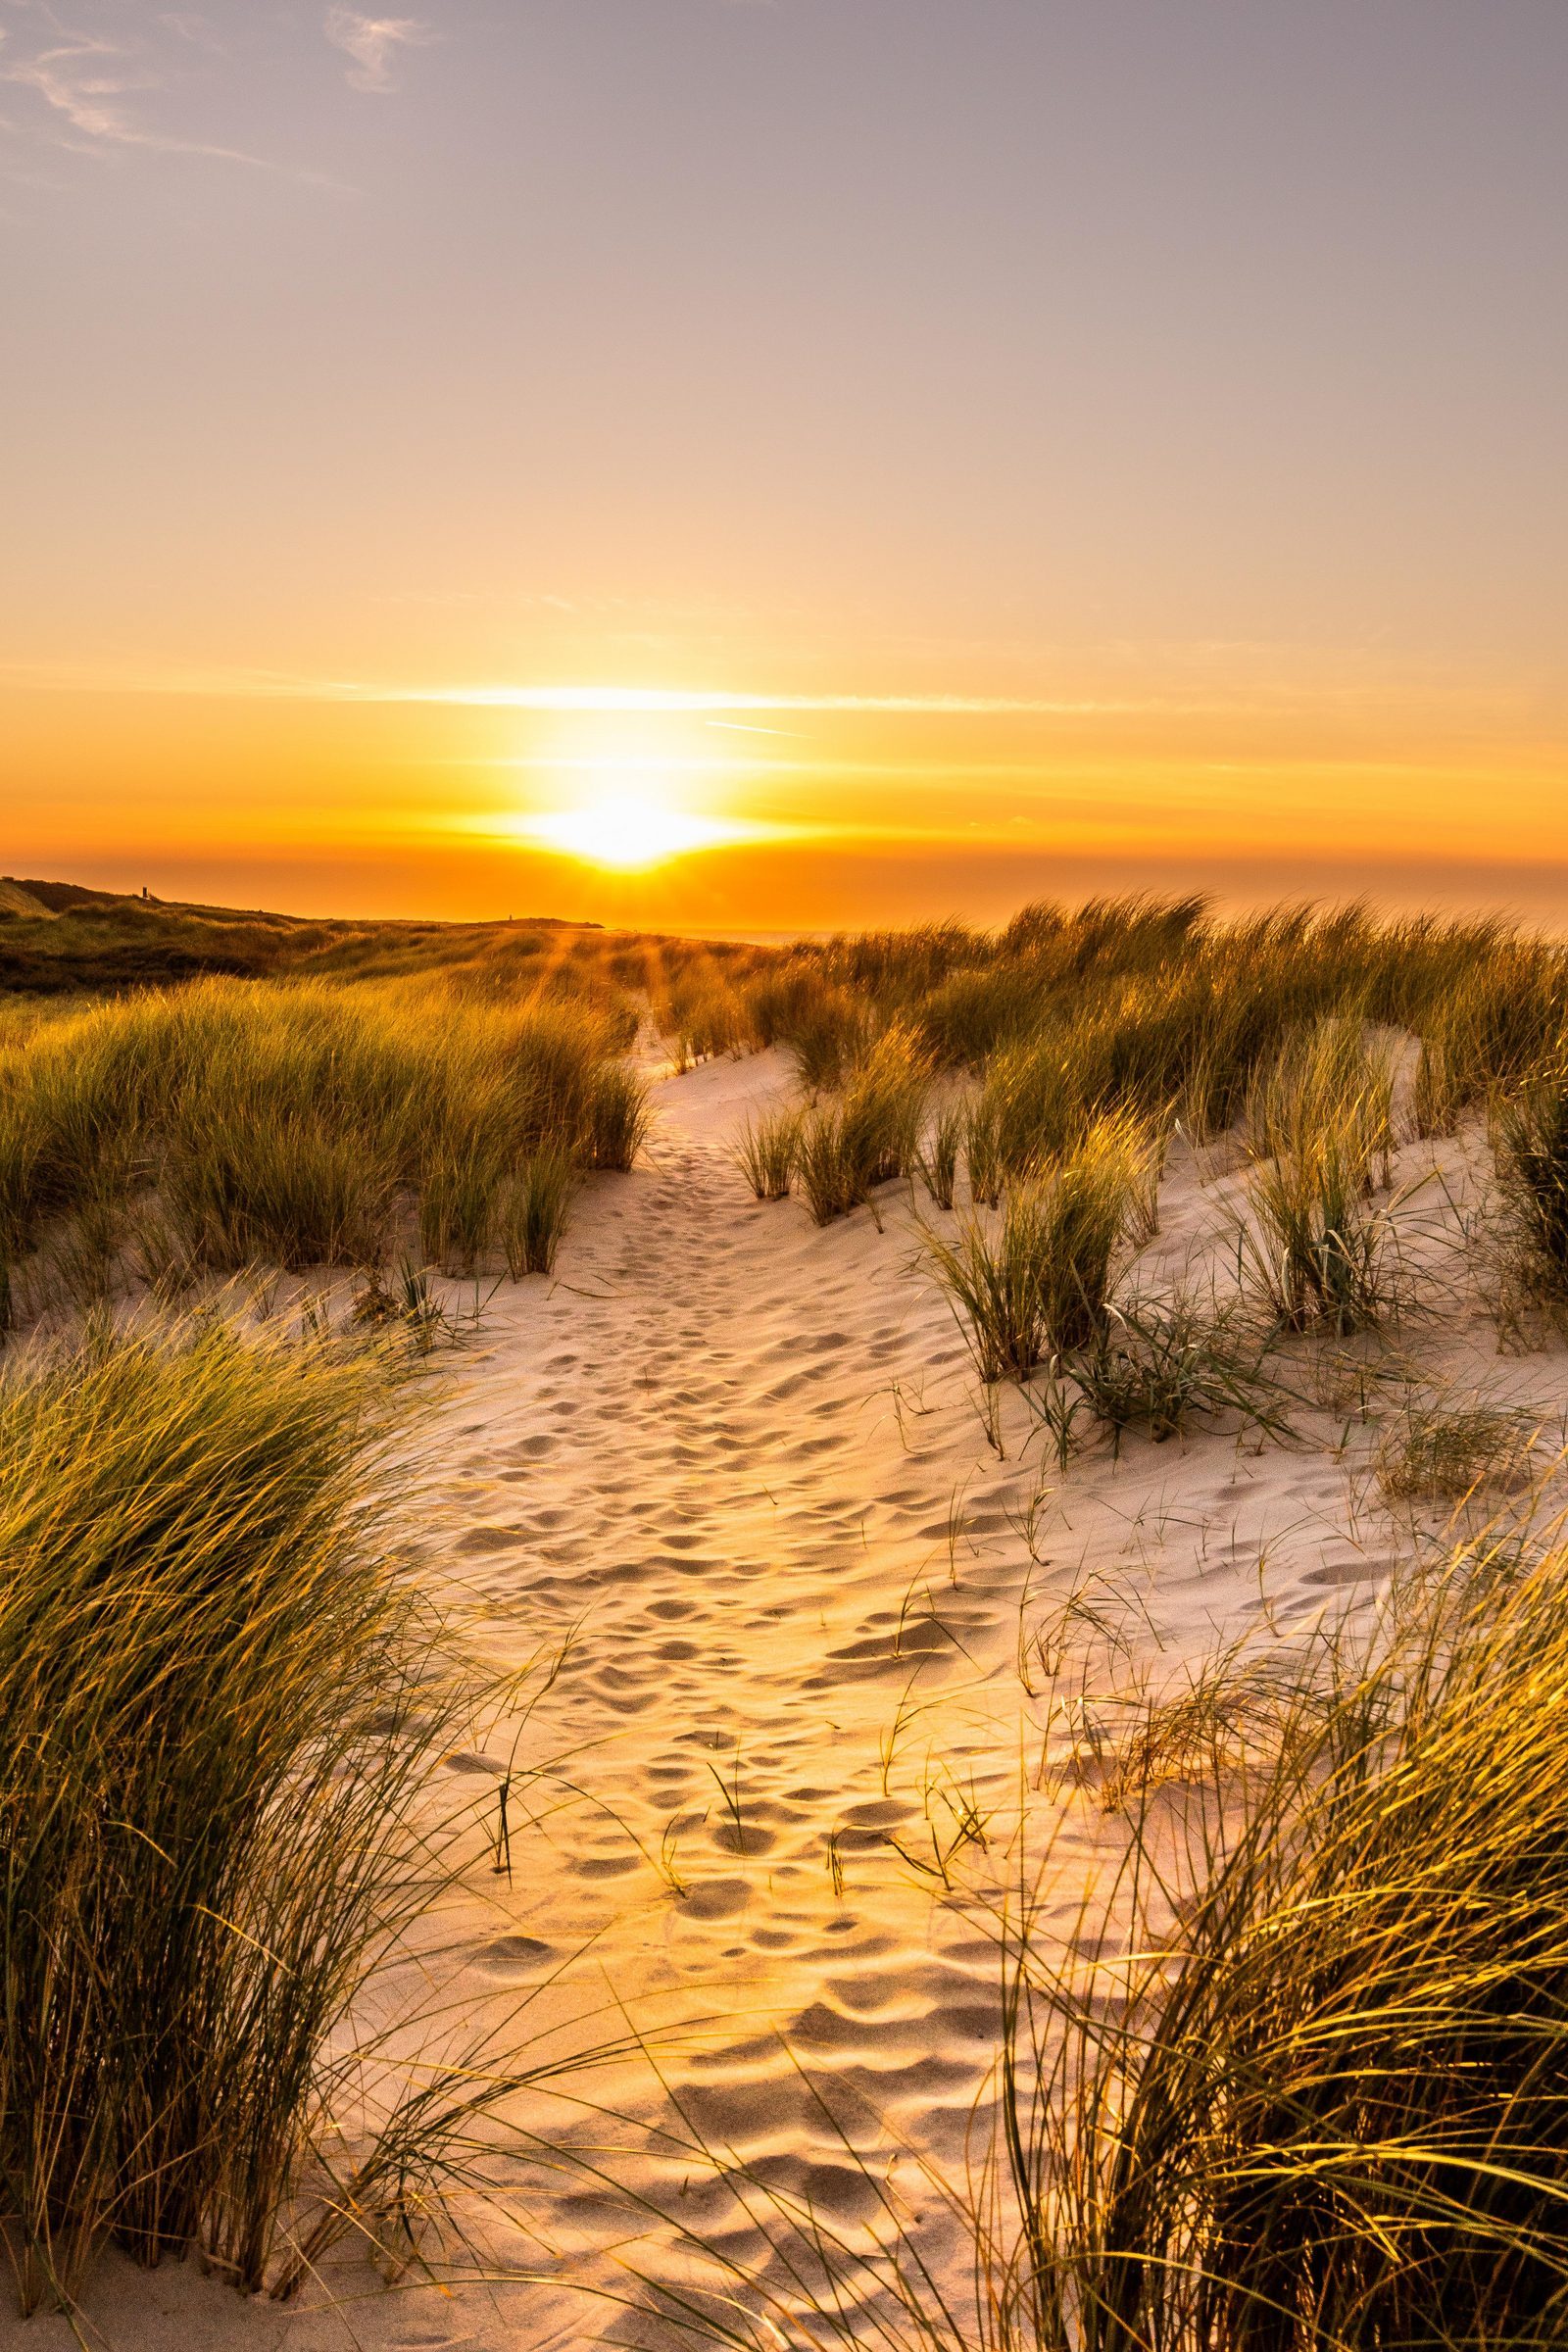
[10, 1048, 1552, 2352]
[429, 1048, 1042, 2330]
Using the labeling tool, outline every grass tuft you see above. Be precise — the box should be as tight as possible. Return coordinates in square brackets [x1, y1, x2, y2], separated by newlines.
[1377, 1396, 1538, 1502]
[794, 1025, 931, 1225]
[733, 1105, 801, 1200]
[1024, 1544, 1568, 2351]
[1494, 1050, 1568, 1309]
[499, 1145, 576, 1276]
[1054, 1289, 1293, 1456]
[1243, 1014, 1399, 1334]
[918, 1103, 964, 1211]
[924, 1112, 1155, 1381]
[963, 1097, 1004, 1207]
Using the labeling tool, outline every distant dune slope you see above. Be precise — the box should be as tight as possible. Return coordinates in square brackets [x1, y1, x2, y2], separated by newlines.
[0, 873, 612, 995]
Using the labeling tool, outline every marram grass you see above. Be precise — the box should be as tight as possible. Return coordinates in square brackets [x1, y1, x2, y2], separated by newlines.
[1494, 1048, 1568, 1311]
[1033, 1540, 1568, 2352]
[0, 1316, 460, 2311]
[923, 1111, 1156, 1381]
[499, 1145, 577, 1277]
[794, 1024, 931, 1225]
[734, 1104, 802, 1200]
[1243, 1014, 1399, 1334]
[0, 976, 648, 1316]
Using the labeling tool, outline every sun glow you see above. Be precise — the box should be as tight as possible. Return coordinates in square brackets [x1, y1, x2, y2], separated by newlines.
[517, 776, 754, 870]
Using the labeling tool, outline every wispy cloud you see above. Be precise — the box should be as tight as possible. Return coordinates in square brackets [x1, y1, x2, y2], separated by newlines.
[340, 684, 1134, 716]
[0, 6, 277, 167]
[0, 659, 1139, 715]
[2, 34, 262, 158]
[323, 6, 434, 94]
[0, 17, 157, 144]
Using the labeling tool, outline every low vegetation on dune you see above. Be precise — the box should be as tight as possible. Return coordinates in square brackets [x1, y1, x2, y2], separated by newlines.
[0, 872, 758, 1011]
[1045, 1287, 1292, 1460]
[0, 874, 617, 998]
[0, 975, 650, 1326]
[1376, 1396, 1539, 1503]
[709, 904, 1568, 1298]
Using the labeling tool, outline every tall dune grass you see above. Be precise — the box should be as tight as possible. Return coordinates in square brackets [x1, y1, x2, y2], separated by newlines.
[977, 1025, 1103, 1181]
[1412, 936, 1568, 1135]
[917, 1103, 964, 1211]
[1243, 1015, 1398, 1333]
[924, 1113, 1155, 1380]
[0, 1319, 458, 2311]
[749, 901, 1568, 1189]
[660, 969, 753, 1069]
[734, 1105, 801, 1200]
[0, 977, 646, 1312]
[795, 1025, 931, 1224]
[1023, 1541, 1568, 2350]
[499, 1146, 577, 1276]
[785, 984, 873, 1094]
[964, 1098, 1004, 1206]
[1494, 1049, 1568, 1310]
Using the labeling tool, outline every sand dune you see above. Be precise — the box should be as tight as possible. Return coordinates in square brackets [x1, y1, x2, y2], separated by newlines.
[14, 1043, 1560, 2352]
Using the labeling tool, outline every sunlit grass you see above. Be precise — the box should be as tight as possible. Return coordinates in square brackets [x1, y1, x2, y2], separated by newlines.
[795, 1024, 931, 1224]
[733, 1105, 802, 1200]
[0, 978, 649, 1320]
[0, 1319, 454, 2309]
[923, 1111, 1156, 1381]
[1494, 1047, 1568, 1313]
[1242, 1014, 1400, 1334]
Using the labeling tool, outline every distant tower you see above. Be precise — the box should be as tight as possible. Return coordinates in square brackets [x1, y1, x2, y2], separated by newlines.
[142, 885, 149, 901]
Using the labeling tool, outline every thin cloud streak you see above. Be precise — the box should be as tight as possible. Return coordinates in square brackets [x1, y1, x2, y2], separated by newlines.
[8, 659, 1541, 737]
[1, 32, 253, 154]
[1, 12, 305, 170]
[347, 683, 1135, 716]
[323, 7, 434, 94]
[0, 658, 1133, 715]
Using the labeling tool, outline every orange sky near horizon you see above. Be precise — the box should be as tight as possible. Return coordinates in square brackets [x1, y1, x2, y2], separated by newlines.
[8, 656, 1567, 929]
[4, 2, 1565, 931]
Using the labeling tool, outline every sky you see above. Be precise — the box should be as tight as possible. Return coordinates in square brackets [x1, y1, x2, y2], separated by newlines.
[3, 0, 1565, 929]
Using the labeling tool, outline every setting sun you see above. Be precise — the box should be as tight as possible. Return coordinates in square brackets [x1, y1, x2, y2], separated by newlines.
[513, 775, 760, 870]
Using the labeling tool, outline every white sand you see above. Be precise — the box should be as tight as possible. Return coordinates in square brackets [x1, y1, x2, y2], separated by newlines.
[11, 1047, 1563, 2351]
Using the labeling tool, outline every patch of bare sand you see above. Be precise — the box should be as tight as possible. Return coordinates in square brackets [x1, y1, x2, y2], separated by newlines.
[16, 1048, 1566, 2351]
